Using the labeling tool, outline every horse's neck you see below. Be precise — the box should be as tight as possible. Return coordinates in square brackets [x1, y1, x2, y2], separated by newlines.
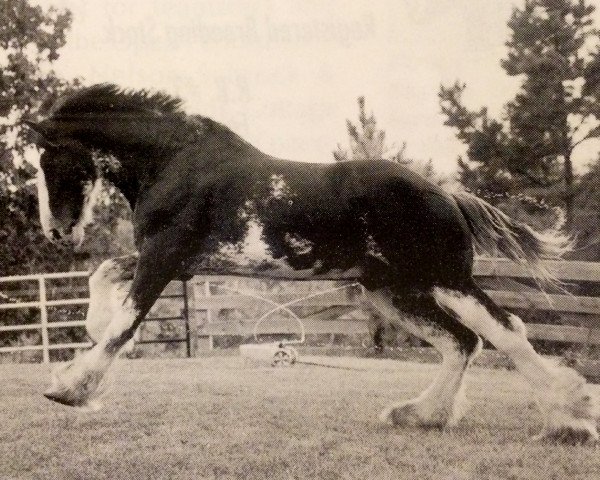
[85, 115, 192, 154]
[74, 114, 198, 206]
[82, 114, 269, 208]
[101, 158, 141, 209]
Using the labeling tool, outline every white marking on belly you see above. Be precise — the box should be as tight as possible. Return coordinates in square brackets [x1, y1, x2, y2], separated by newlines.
[210, 218, 288, 271]
[217, 219, 275, 264]
[196, 217, 360, 280]
[365, 235, 389, 264]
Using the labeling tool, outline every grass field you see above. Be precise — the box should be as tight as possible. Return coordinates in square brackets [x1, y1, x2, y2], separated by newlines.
[1, 356, 599, 480]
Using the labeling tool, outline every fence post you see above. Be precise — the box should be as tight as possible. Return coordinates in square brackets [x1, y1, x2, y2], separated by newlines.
[38, 276, 50, 364]
[182, 280, 191, 357]
[205, 279, 214, 350]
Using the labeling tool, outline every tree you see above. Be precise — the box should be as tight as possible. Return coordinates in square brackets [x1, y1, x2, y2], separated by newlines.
[440, 0, 600, 230]
[1, 0, 75, 159]
[334, 96, 399, 162]
[572, 158, 600, 260]
[0, 0, 81, 275]
[0, 1, 137, 275]
[334, 96, 447, 185]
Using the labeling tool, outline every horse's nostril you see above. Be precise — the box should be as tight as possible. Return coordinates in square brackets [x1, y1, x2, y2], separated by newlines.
[65, 224, 74, 235]
[50, 229, 61, 240]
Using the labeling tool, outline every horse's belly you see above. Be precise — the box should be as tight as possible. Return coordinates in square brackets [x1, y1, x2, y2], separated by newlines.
[190, 221, 361, 280]
[191, 263, 361, 280]
[191, 252, 361, 280]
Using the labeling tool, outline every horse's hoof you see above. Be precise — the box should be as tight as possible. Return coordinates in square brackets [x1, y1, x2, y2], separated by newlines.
[43, 389, 103, 411]
[380, 402, 424, 427]
[44, 366, 103, 409]
[43, 390, 79, 407]
[390, 403, 420, 427]
[533, 424, 599, 446]
[380, 401, 451, 429]
[43, 385, 91, 408]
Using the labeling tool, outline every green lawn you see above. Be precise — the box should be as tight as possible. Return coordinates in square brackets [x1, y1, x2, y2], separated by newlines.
[1, 356, 599, 480]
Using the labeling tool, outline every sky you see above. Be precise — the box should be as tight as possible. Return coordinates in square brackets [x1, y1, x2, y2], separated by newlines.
[36, 0, 600, 175]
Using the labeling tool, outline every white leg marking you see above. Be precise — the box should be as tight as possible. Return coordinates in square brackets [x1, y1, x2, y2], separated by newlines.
[46, 257, 140, 408]
[366, 289, 479, 428]
[46, 295, 139, 409]
[86, 258, 133, 343]
[433, 287, 599, 443]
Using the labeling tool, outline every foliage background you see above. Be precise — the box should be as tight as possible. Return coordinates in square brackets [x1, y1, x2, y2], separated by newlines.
[0, 0, 133, 276]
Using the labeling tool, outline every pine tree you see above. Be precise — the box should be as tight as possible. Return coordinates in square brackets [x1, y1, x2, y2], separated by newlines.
[440, 0, 600, 230]
[334, 96, 447, 185]
[333, 96, 402, 162]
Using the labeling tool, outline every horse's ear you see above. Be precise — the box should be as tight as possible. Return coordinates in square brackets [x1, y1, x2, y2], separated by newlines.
[23, 120, 58, 148]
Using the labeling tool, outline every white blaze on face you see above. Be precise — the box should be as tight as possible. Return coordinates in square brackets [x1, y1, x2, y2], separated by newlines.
[72, 178, 103, 246]
[36, 167, 58, 239]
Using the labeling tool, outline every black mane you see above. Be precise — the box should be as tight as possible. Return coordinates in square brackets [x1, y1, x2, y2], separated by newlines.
[48, 84, 184, 118]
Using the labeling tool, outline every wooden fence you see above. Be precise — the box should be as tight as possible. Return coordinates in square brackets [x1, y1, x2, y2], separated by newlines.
[475, 258, 600, 345]
[193, 258, 600, 349]
[192, 277, 366, 349]
[1, 258, 599, 362]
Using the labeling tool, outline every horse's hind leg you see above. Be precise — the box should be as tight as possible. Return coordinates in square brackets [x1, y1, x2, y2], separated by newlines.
[433, 282, 599, 444]
[365, 288, 482, 428]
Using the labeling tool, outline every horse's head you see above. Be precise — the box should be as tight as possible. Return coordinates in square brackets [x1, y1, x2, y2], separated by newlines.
[26, 121, 101, 245]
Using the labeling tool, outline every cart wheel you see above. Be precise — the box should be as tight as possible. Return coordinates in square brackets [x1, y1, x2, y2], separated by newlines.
[272, 349, 292, 367]
[287, 346, 298, 364]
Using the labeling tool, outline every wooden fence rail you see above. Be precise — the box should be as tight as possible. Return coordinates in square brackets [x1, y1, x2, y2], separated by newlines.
[1, 258, 600, 362]
[474, 258, 600, 346]
[473, 258, 600, 281]
[193, 259, 600, 349]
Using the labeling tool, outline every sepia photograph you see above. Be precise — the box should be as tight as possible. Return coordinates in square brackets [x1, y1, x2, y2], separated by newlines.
[1, 1, 600, 479]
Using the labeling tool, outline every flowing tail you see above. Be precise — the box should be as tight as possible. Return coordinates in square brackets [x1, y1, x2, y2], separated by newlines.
[452, 191, 573, 287]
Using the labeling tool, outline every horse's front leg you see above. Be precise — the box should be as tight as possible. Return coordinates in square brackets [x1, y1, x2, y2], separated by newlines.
[44, 229, 196, 408]
[86, 253, 139, 344]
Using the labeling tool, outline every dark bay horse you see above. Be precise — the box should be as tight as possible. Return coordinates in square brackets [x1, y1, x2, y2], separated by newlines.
[27, 84, 598, 443]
